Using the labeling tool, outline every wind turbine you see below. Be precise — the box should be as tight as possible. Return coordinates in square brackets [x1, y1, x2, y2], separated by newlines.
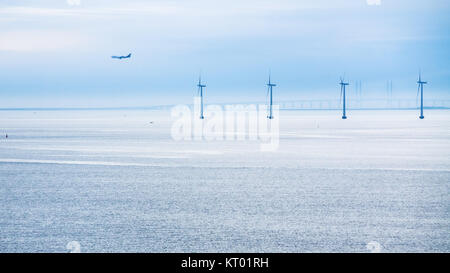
[339, 77, 349, 119]
[266, 73, 276, 119]
[197, 75, 206, 119]
[390, 80, 393, 108]
[355, 80, 362, 108]
[386, 80, 393, 108]
[417, 72, 427, 119]
[356, 80, 363, 108]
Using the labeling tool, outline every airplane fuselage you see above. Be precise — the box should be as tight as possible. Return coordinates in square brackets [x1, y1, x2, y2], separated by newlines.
[112, 53, 131, 59]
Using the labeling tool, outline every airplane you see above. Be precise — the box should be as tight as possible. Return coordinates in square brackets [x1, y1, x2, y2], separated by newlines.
[111, 53, 131, 59]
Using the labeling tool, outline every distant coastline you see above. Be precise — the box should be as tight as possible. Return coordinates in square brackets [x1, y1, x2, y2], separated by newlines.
[0, 106, 449, 111]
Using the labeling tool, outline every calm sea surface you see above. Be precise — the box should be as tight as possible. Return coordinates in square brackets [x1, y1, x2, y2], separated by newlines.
[0, 110, 449, 252]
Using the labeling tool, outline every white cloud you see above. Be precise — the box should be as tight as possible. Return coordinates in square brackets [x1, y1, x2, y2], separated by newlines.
[0, 5, 182, 18]
[0, 1, 352, 19]
[0, 31, 88, 51]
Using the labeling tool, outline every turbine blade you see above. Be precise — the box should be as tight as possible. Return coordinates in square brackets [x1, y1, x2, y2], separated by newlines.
[387, 81, 389, 97]
[416, 84, 420, 107]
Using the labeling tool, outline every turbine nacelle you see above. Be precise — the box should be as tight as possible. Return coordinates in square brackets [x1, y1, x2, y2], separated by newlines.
[267, 73, 277, 87]
[417, 73, 427, 84]
[339, 79, 349, 86]
[197, 76, 206, 88]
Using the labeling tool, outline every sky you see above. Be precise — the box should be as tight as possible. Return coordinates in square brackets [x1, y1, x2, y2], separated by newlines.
[0, 0, 449, 108]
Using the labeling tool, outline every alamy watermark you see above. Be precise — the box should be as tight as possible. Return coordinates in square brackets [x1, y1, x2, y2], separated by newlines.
[66, 241, 81, 253]
[67, 0, 81, 6]
[366, 241, 382, 253]
[171, 98, 279, 152]
[366, 0, 381, 6]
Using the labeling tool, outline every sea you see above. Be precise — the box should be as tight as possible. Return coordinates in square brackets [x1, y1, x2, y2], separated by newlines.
[0, 109, 449, 252]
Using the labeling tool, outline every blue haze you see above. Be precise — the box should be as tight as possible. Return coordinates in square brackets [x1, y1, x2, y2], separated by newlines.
[0, 0, 449, 107]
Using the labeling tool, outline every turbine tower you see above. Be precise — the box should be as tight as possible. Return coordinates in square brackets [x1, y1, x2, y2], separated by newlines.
[266, 73, 276, 119]
[197, 75, 206, 119]
[386, 80, 393, 108]
[339, 77, 349, 119]
[355, 80, 362, 108]
[417, 72, 427, 119]
[356, 80, 362, 108]
[390, 80, 393, 108]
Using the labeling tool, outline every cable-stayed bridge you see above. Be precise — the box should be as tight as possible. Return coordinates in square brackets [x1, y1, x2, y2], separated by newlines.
[275, 99, 450, 110]
[146, 99, 450, 111]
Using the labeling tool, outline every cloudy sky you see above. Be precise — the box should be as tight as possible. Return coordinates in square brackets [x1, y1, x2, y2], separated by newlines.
[0, 0, 449, 107]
